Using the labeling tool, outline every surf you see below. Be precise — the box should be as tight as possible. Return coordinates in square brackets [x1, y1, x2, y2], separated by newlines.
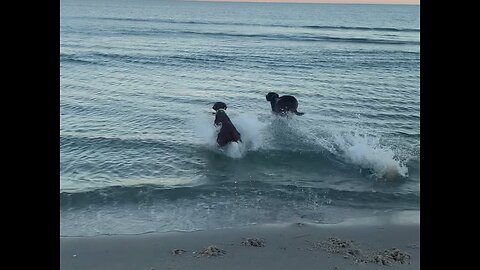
[192, 111, 409, 180]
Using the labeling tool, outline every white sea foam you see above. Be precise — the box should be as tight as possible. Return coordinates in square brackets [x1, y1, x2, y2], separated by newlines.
[193, 112, 408, 177]
[285, 119, 408, 179]
[331, 131, 408, 179]
[230, 113, 267, 151]
[223, 141, 243, 159]
[192, 113, 218, 147]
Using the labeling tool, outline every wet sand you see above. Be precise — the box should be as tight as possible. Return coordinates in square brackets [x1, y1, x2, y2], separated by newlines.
[61, 212, 420, 270]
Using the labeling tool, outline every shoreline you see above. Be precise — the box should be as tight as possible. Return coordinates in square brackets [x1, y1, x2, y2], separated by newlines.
[61, 211, 419, 270]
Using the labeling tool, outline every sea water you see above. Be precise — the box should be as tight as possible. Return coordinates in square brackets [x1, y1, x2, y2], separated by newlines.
[60, 0, 420, 236]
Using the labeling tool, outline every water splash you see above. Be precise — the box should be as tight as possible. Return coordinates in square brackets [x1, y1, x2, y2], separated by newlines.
[193, 112, 408, 178]
[230, 113, 267, 151]
[331, 131, 408, 179]
[192, 112, 267, 158]
[192, 113, 218, 148]
[274, 117, 409, 180]
[222, 141, 243, 159]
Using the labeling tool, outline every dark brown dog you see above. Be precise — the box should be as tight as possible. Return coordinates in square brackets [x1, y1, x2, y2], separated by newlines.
[266, 92, 304, 116]
[212, 102, 242, 147]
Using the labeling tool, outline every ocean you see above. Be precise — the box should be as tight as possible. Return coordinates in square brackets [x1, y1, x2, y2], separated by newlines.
[60, 0, 420, 237]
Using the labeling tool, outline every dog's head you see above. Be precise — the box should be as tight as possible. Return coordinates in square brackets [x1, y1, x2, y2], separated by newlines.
[266, 92, 279, 102]
[212, 102, 228, 112]
[212, 102, 228, 123]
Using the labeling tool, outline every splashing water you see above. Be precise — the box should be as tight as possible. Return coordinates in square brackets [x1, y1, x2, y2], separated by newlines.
[275, 117, 409, 180]
[192, 112, 408, 177]
[192, 112, 267, 158]
[222, 141, 243, 159]
[192, 113, 218, 148]
[332, 132, 408, 179]
[230, 113, 267, 151]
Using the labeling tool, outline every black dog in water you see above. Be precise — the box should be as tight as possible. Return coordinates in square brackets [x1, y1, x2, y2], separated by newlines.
[212, 102, 242, 147]
[266, 92, 304, 116]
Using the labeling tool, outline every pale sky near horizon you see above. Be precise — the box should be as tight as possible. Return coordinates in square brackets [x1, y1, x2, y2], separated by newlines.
[193, 0, 419, 4]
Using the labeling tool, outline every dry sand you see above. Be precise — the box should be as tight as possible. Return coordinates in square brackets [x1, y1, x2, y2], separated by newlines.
[60, 212, 419, 270]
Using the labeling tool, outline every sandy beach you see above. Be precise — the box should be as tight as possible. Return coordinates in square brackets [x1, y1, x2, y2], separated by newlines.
[60, 211, 419, 270]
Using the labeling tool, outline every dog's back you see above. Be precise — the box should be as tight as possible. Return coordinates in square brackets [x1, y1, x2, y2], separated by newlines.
[266, 92, 304, 116]
[276, 95, 298, 113]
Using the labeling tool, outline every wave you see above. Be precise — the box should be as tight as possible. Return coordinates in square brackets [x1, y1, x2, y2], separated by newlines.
[60, 133, 203, 179]
[60, 48, 418, 70]
[60, 51, 236, 67]
[60, 180, 419, 236]
[60, 134, 179, 151]
[303, 25, 419, 33]
[60, 52, 167, 66]
[60, 53, 108, 66]
[92, 28, 420, 45]
[66, 15, 420, 33]
[60, 181, 419, 210]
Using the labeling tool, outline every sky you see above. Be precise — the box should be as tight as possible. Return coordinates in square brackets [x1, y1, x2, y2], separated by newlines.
[194, 0, 420, 4]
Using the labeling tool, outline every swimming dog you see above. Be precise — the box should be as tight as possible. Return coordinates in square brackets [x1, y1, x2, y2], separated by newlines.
[212, 102, 242, 147]
[265, 92, 304, 116]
